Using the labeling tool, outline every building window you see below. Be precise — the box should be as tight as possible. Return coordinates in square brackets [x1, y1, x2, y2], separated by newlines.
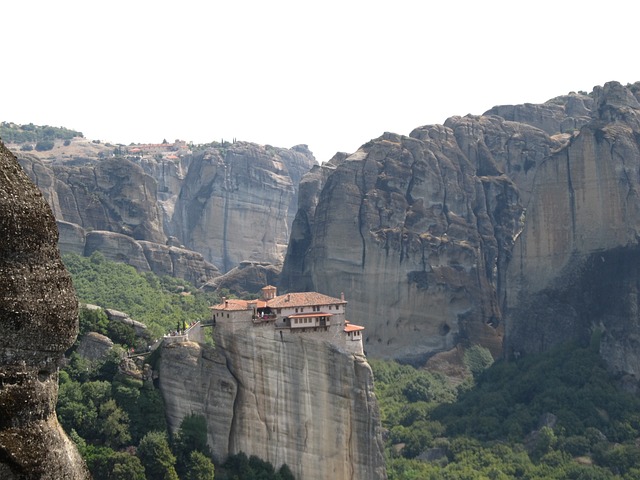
[295, 308, 298, 313]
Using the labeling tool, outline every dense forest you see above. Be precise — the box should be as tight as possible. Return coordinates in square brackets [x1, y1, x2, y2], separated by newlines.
[372, 339, 640, 479]
[59, 253, 640, 479]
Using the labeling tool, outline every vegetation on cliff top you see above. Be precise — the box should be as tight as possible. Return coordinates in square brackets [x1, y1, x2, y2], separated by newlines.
[63, 252, 219, 339]
[1, 121, 83, 145]
[372, 341, 640, 479]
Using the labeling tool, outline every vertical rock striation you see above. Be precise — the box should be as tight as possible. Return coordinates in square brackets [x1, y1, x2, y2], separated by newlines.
[0, 142, 89, 478]
[171, 142, 316, 272]
[281, 80, 640, 378]
[159, 324, 387, 480]
[504, 81, 640, 377]
[281, 127, 526, 363]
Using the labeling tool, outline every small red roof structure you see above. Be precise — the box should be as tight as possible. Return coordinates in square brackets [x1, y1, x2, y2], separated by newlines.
[267, 292, 346, 308]
[344, 322, 365, 333]
[210, 298, 267, 311]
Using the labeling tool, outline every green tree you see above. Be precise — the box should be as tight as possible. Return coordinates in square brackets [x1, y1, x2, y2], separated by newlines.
[110, 451, 146, 480]
[79, 306, 109, 336]
[185, 450, 215, 480]
[99, 399, 131, 448]
[463, 344, 494, 378]
[137, 431, 179, 480]
[35, 139, 55, 151]
[174, 414, 211, 477]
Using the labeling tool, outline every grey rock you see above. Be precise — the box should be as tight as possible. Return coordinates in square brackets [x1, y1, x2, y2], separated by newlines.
[159, 325, 386, 480]
[204, 261, 281, 297]
[171, 142, 316, 272]
[0, 141, 89, 478]
[76, 331, 114, 362]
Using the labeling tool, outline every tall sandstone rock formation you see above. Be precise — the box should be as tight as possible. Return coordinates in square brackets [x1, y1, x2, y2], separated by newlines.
[0, 142, 89, 479]
[16, 141, 316, 281]
[158, 325, 387, 480]
[282, 81, 640, 376]
[282, 127, 526, 363]
[503, 81, 640, 379]
[18, 155, 165, 243]
[171, 142, 316, 272]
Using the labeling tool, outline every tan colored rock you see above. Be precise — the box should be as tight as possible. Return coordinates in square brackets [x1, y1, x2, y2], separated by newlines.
[159, 324, 386, 480]
[17, 155, 165, 243]
[171, 142, 316, 272]
[76, 331, 114, 363]
[504, 81, 640, 374]
[282, 129, 524, 362]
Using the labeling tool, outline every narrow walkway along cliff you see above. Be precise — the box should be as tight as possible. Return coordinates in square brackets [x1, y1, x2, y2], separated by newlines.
[158, 286, 387, 480]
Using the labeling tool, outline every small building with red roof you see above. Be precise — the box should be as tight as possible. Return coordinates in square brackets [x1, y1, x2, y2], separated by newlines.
[210, 285, 365, 354]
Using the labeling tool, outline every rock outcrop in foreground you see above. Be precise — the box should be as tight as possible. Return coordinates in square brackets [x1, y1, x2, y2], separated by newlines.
[0, 142, 89, 478]
[159, 325, 386, 480]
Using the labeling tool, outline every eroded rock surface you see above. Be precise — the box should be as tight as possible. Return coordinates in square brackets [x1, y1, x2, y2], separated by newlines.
[0, 141, 89, 478]
[281, 128, 525, 362]
[171, 142, 316, 272]
[159, 325, 386, 480]
[504, 82, 640, 377]
[281, 81, 640, 375]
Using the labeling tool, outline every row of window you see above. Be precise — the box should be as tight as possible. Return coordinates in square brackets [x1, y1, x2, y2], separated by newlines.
[293, 305, 340, 313]
[292, 317, 327, 324]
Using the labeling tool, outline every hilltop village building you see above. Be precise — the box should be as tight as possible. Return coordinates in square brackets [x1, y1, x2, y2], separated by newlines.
[210, 286, 365, 355]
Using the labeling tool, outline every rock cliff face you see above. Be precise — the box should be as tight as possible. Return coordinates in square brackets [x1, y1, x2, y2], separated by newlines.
[504, 82, 640, 377]
[281, 127, 525, 363]
[171, 142, 316, 272]
[17, 141, 316, 282]
[0, 141, 89, 479]
[18, 155, 165, 243]
[159, 326, 386, 480]
[282, 81, 640, 374]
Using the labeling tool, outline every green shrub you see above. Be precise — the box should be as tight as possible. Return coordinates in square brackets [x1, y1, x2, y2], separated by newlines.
[35, 139, 55, 151]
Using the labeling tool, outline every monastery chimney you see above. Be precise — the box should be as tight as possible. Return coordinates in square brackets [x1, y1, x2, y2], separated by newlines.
[341, 292, 345, 301]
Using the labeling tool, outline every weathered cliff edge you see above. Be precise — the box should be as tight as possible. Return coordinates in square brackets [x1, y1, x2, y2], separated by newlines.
[158, 326, 387, 480]
[281, 81, 640, 376]
[0, 142, 89, 478]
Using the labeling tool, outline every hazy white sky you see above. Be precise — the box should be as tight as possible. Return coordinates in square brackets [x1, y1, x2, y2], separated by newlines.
[3, 1, 639, 163]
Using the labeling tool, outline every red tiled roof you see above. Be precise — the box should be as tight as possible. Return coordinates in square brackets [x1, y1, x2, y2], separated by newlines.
[267, 292, 346, 308]
[210, 299, 267, 311]
[344, 323, 365, 332]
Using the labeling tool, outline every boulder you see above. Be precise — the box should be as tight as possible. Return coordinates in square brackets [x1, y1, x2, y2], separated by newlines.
[76, 332, 114, 363]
